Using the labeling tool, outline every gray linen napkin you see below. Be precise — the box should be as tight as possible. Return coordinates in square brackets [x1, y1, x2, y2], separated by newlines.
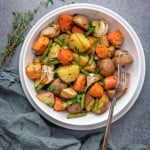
[0, 67, 148, 150]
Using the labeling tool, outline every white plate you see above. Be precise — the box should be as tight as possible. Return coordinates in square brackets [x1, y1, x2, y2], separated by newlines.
[19, 4, 145, 130]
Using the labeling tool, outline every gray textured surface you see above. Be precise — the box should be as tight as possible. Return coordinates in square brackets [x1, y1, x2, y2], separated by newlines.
[0, 0, 150, 149]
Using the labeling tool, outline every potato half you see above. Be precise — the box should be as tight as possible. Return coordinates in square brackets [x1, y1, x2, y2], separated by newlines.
[69, 33, 90, 52]
[57, 64, 80, 83]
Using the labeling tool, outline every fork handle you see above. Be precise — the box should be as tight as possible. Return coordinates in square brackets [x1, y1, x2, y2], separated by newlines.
[101, 97, 116, 150]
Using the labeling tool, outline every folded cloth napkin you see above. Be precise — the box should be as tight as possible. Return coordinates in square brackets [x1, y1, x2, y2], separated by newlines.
[0, 67, 148, 150]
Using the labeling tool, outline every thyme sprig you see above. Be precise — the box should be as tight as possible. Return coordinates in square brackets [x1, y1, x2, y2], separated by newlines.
[0, 11, 35, 68]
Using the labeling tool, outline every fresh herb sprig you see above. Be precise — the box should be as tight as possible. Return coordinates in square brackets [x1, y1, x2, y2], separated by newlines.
[0, 11, 35, 68]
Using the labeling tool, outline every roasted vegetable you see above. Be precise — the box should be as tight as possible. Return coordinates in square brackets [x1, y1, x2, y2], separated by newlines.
[57, 48, 73, 65]
[49, 78, 67, 95]
[40, 65, 54, 84]
[96, 44, 109, 59]
[72, 25, 84, 34]
[97, 58, 115, 77]
[104, 75, 117, 90]
[26, 62, 42, 79]
[55, 34, 70, 46]
[53, 97, 66, 111]
[108, 30, 124, 46]
[92, 94, 109, 114]
[69, 33, 90, 52]
[41, 24, 60, 38]
[60, 88, 77, 99]
[108, 46, 116, 58]
[59, 14, 73, 32]
[68, 103, 82, 114]
[32, 35, 50, 53]
[73, 15, 89, 30]
[114, 49, 133, 66]
[99, 35, 110, 47]
[92, 20, 108, 37]
[84, 61, 96, 72]
[88, 38, 99, 65]
[73, 53, 89, 67]
[86, 73, 101, 87]
[36, 91, 54, 107]
[67, 112, 87, 119]
[48, 43, 61, 59]
[57, 64, 80, 83]
[89, 82, 104, 98]
[73, 74, 86, 92]
[85, 94, 95, 111]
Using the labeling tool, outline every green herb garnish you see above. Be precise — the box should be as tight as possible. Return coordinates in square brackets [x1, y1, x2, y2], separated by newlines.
[72, 94, 82, 104]
[95, 68, 100, 74]
[49, 84, 56, 92]
[119, 53, 123, 58]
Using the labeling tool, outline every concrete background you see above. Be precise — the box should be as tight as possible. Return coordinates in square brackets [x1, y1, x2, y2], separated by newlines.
[0, 0, 150, 149]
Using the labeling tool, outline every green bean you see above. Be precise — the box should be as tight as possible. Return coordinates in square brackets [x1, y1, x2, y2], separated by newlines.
[42, 58, 59, 65]
[67, 112, 87, 119]
[88, 38, 99, 65]
[40, 40, 53, 62]
[35, 83, 44, 92]
[80, 93, 86, 109]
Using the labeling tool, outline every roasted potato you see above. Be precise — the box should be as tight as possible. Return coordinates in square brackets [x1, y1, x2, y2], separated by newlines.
[41, 24, 60, 38]
[73, 53, 89, 67]
[114, 49, 133, 66]
[57, 65, 80, 83]
[68, 103, 82, 114]
[108, 46, 116, 58]
[60, 88, 77, 99]
[85, 94, 95, 111]
[36, 91, 54, 107]
[48, 43, 61, 59]
[57, 34, 70, 46]
[49, 78, 67, 95]
[92, 94, 109, 114]
[99, 35, 110, 47]
[97, 58, 115, 77]
[84, 61, 96, 72]
[69, 33, 90, 52]
[73, 15, 89, 30]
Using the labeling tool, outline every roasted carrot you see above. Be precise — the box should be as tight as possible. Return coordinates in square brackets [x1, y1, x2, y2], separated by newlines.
[57, 48, 73, 65]
[87, 36, 94, 54]
[26, 62, 42, 79]
[59, 14, 73, 32]
[96, 44, 109, 58]
[104, 75, 117, 90]
[73, 74, 86, 92]
[89, 82, 104, 98]
[72, 25, 84, 34]
[53, 97, 65, 111]
[32, 35, 50, 53]
[108, 30, 124, 46]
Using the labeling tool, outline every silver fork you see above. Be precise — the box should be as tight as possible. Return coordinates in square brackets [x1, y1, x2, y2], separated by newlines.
[102, 64, 127, 150]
